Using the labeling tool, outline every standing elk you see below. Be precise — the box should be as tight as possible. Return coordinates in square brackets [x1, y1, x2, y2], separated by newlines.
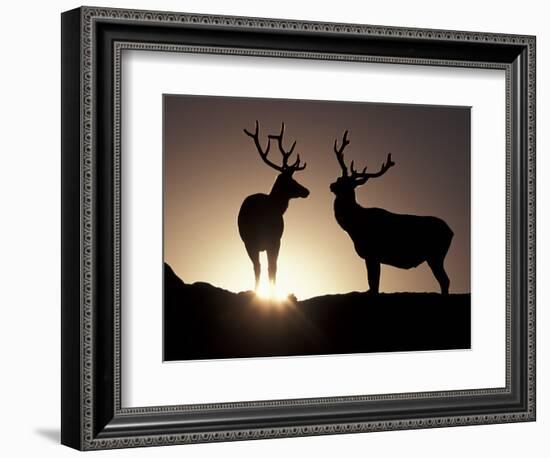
[238, 121, 310, 292]
[330, 130, 453, 295]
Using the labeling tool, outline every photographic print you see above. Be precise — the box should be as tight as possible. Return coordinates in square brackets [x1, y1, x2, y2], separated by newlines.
[163, 94, 471, 361]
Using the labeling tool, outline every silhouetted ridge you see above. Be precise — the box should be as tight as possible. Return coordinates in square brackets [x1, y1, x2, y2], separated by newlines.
[163, 264, 470, 361]
[165, 262, 184, 286]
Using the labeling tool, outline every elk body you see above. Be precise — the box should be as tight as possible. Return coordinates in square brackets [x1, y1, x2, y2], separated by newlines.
[238, 122, 309, 292]
[330, 131, 453, 295]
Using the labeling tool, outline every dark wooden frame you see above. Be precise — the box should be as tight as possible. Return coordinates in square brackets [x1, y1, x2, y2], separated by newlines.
[61, 6, 536, 450]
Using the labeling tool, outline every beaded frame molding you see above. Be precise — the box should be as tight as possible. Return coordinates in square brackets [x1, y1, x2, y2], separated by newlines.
[61, 6, 536, 450]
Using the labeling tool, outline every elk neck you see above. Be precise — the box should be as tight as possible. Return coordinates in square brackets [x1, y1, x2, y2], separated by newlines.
[333, 190, 361, 229]
[268, 183, 292, 215]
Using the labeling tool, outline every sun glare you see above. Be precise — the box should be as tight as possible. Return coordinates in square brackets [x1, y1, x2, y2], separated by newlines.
[255, 276, 290, 303]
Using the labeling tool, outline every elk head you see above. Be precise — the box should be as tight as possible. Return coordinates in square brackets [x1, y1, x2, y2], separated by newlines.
[330, 130, 395, 199]
[244, 121, 310, 199]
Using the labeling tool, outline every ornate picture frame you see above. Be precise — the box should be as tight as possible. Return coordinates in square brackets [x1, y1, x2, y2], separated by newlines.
[61, 6, 536, 450]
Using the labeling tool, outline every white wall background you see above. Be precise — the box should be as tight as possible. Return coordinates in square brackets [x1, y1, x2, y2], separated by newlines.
[0, 0, 545, 456]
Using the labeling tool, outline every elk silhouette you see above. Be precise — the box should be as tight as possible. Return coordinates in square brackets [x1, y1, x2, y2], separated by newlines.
[238, 121, 309, 292]
[330, 131, 453, 295]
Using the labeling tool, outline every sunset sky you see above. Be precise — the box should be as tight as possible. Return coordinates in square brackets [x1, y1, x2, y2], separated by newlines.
[164, 94, 470, 299]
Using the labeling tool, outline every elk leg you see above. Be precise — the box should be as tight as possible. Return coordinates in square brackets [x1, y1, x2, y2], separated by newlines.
[267, 241, 281, 289]
[245, 245, 261, 291]
[427, 257, 450, 295]
[365, 259, 380, 294]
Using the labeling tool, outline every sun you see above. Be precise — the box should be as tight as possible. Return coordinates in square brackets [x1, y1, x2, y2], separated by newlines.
[255, 277, 290, 303]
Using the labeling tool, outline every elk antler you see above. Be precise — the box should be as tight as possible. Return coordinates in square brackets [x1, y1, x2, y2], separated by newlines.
[268, 123, 306, 172]
[351, 153, 395, 185]
[332, 130, 395, 183]
[333, 130, 350, 176]
[243, 120, 277, 170]
[244, 121, 306, 173]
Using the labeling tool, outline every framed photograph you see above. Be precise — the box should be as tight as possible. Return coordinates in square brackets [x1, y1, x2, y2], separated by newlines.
[61, 6, 536, 450]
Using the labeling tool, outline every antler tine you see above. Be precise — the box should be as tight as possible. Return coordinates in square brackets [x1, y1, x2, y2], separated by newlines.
[243, 120, 284, 172]
[333, 130, 350, 176]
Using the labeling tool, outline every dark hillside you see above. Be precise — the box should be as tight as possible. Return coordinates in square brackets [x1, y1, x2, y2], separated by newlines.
[164, 263, 470, 361]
